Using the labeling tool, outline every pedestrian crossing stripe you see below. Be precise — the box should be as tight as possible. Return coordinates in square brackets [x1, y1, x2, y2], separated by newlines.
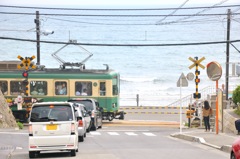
[90, 132, 101, 135]
[143, 132, 156, 136]
[125, 132, 138, 136]
[108, 132, 120, 135]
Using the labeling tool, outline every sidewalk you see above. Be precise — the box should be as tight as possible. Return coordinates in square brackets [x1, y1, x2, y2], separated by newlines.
[0, 127, 27, 159]
[171, 128, 239, 153]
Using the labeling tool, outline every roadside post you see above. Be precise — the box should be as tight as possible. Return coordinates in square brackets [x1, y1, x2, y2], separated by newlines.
[206, 61, 222, 134]
[177, 73, 188, 133]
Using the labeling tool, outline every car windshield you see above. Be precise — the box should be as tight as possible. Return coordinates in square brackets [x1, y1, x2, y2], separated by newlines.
[30, 105, 73, 122]
[70, 100, 94, 111]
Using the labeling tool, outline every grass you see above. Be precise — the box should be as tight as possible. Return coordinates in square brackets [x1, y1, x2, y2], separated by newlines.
[17, 122, 24, 129]
[235, 109, 240, 116]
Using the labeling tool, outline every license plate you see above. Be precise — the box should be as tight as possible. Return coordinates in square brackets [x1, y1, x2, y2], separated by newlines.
[46, 124, 57, 130]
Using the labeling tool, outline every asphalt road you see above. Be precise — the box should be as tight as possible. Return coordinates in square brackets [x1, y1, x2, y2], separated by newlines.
[0, 125, 229, 159]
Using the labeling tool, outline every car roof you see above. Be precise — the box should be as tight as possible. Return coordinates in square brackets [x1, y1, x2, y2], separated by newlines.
[68, 98, 97, 102]
[32, 102, 74, 107]
[71, 102, 85, 107]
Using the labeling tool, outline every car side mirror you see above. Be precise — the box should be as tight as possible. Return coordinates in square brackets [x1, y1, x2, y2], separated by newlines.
[88, 110, 92, 115]
[74, 107, 77, 112]
[77, 116, 82, 121]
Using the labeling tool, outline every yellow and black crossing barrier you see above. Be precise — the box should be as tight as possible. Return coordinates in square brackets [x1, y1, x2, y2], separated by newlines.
[119, 106, 187, 115]
[119, 106, 187, 110]
[126, 112, 186, 114]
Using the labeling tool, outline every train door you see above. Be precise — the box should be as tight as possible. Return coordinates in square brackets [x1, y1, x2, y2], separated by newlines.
[99, 81, 106, 105]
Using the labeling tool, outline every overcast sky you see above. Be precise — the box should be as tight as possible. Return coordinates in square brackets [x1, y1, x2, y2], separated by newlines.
[1, 0, 239, 6]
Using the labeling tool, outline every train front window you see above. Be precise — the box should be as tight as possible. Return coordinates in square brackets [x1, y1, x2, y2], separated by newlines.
[30, 81, 47, 96]
[112, 78, 118, 96]
[0, 81, 8, 95]
[75, 81, 92, 96]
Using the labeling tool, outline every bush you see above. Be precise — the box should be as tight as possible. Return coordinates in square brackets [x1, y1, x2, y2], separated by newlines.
[17, 122, 24, 129]
[232, 85, 240, 105]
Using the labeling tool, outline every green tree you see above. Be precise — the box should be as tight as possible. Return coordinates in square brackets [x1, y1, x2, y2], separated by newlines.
[233, 85, 240, 105]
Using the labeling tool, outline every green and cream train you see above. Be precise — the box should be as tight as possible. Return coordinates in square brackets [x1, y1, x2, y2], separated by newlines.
[0, 61, 124, 121]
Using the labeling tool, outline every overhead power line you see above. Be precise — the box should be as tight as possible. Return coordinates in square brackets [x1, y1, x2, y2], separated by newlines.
[0, 36, 239, 47]
[157, 0, 189, 23]
[0, 11, 239, 17]
[156, 0, 230, 25]
[0, 4, 240, 11]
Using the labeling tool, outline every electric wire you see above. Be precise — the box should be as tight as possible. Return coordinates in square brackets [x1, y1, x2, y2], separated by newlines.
[0, 4, 240, 11]
[156, 0, 230, 25]
[0, 36, 239, 47]
[156, 0, 189, 23]
[0, 11, 239, 17]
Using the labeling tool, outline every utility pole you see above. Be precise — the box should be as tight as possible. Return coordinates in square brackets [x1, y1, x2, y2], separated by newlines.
[225, 9, 231, 100]
[35, 11, 40, 65]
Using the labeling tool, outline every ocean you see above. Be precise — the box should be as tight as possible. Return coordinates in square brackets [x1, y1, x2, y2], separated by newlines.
[0, 3, 239, 106]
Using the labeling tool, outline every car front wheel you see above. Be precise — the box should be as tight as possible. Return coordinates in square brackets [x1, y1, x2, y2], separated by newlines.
[231, 152, 236, 159]
[79, 135, 84, 142]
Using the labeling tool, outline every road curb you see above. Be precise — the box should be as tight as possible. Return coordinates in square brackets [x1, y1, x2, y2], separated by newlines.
[171, 133, 232, 153]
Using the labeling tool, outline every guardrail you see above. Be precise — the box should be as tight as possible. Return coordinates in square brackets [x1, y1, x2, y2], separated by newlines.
[167, 86, 216, 107]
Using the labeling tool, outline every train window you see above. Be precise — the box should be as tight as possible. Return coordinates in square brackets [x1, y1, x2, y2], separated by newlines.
[10, 81, 24, 95]
[0, 81, 8, 95]
[112, 78, 118, 96]
[100, 82, 106, 96]
[55, 81, 67, 95]
[75, 81, 92, 96]
[30, 81, 48, 96]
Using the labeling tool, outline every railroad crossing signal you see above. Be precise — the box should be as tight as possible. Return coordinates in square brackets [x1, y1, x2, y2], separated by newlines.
[188, 57, 205, 69]
[17, 55, 36, 70]
[17, 55, 36, 96]
[189, 56, 205, 99]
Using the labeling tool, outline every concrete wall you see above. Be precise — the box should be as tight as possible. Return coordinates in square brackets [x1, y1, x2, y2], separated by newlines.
[223, 109, 238, 134]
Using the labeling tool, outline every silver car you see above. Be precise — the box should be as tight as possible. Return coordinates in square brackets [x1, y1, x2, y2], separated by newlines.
[73, 103, 91, 142]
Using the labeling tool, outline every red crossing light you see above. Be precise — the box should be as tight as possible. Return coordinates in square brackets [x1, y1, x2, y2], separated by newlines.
[22, 71, 28, 78]
[195, 78, 200, 83]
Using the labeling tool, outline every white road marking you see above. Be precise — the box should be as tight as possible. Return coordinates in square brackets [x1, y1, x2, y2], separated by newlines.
[142, 132, 156, 136]
[100, 129, 149, 132]
[125, 132, 138, 136]
[90, 132, 101, 135]
[108, 132, 119, 135]
[0, 132, 28, 135]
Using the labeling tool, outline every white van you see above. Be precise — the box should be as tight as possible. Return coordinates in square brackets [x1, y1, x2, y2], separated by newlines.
[28, 102, 78, 158]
